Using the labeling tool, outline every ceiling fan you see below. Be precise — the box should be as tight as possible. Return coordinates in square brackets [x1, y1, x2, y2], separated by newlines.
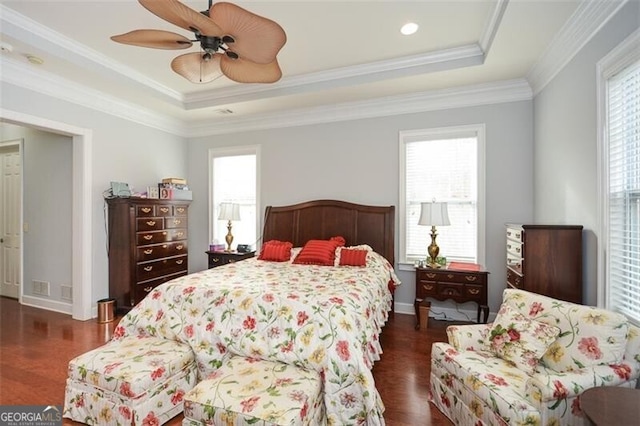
[111, 0, 286, 84]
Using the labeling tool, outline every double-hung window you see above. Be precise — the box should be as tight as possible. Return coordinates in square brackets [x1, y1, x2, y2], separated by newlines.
[399, 124, 485, 267]
[598, 30, 640, 325]
[209, 146, 260, 250]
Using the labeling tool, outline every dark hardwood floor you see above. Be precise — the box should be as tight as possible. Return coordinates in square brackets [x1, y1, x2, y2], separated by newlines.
[0, 297, 454, 425]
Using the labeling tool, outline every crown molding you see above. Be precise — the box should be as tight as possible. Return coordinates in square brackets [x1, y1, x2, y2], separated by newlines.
[526, 0, 627, 95]
[0, 56, 185, 136]
[479, 0, 509, 54]
[184, 44, 485, 110]
[2, 52, 531, 138]
[0, 4, 183, 105]
[185, 79, 532, 137]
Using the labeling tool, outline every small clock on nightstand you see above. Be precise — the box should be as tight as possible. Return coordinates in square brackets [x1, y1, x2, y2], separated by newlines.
[206, 250, 255, 269]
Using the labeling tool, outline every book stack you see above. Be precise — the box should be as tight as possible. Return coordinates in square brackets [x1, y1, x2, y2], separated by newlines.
[159, 177, 193, 200]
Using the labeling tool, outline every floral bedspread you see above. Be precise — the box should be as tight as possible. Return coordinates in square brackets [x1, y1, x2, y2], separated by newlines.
[114, 249, 399, 425]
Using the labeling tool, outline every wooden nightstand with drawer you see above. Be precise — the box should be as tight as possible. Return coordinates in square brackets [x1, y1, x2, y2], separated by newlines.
[414, 264, 489, 329]
[206, 251, 255, 268]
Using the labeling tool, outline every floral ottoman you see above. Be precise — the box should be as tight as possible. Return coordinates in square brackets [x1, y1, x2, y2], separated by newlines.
[182, 355, 325, 426]
[63, 335, 197, 425]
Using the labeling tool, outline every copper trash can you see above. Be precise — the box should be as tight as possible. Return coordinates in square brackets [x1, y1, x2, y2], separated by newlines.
[97, 298, 116, 323]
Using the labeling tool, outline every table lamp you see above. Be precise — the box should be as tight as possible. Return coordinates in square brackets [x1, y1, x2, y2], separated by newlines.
[218, 202, 241, 252]
[418, 201, 450, 268]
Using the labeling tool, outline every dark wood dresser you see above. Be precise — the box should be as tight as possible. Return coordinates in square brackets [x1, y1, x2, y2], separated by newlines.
[506, 224, 583, 304]
[414, 265, 489, 327]
[106, 198, 190, 312]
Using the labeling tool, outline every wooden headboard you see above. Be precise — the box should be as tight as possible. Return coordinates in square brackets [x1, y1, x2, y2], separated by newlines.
[262, 200, 395, 265]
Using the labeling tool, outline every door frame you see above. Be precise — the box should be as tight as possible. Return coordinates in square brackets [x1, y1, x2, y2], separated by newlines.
[0, 109, 93, 320]
[0, 139, 22, 300]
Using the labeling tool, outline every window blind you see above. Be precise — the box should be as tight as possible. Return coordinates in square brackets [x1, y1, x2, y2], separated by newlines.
[405, 136, 478, 262]
[607, 59, 640, 323]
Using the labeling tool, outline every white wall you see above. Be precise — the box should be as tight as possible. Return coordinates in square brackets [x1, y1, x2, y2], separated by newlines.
[0, 82, 188, 315]
[533, 1, 639, 306]
[188, 100, 534, 317]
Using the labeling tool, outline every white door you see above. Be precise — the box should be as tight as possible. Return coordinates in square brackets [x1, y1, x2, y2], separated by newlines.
[0, 142, 21, 299]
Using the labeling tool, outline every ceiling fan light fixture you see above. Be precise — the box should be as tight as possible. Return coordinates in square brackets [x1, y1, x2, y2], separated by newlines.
[401, 22, 419, 36]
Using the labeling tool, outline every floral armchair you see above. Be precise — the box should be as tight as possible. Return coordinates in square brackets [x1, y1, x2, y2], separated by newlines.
[430, 288, 640, 426]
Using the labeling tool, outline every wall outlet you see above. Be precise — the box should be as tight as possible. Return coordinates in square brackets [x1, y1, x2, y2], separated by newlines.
[61, 285, 72, 301]
[32, 280, 50, 296]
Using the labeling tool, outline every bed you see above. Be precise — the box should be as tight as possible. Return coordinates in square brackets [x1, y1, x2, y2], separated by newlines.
[114, 199, 398, 425]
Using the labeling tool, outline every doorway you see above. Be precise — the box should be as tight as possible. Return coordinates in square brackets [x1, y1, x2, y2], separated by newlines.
[0, 109, 93, 320]
[0, 140, 21, 299]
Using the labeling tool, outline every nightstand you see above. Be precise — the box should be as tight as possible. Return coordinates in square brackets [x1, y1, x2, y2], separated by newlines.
[414, 264, 489, 329]
[206, 251, 255, 269]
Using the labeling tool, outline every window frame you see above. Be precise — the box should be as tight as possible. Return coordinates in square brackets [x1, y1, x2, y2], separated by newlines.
[398, 124, 486, 271]
[208, 145, 261, 249]
[596, 28, 640, 323]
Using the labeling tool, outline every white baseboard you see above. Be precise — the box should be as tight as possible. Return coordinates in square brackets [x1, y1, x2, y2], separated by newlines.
[21, 295, 73, 315]
[395, 301, 495, 323]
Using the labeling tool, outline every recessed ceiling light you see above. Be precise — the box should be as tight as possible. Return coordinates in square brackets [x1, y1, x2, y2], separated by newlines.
[401, 22, 419, 36]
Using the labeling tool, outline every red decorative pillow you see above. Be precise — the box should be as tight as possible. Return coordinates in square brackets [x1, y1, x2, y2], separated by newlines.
[257, 240, 293, 262]
[293, 239, 341, 266]
[338, 249, 368, 266]
[330, 236, 346, 246]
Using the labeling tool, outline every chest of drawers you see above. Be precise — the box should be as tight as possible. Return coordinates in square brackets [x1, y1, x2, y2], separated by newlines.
[506, 224, 583, 304]
[414, 266, 489, 328]
[107, 198, 191, 312]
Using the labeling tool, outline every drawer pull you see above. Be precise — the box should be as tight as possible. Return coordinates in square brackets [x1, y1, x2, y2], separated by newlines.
[160, 207, 169, 213]
[229, 259, 236, 263]
[507, 231, 512, 237]
[176, 259, 183, 265]
[507, 244, 512, 250]
[143, 235, 153, 240]
[465, 275, 478, 282]
[176, 245, 184, 250]
[447, 274, 454, 279]
[162, 244, 168, 249]
[144, 266, 153, 271]
[144, 286, 153, 292]
[144, 249, 153, 255]
[141, 207, 151, 213]
[146, 220, 156, 226]
[176, 232, 184, 238]
[516, 247, 521, 253]
[212, 258, 220, 263]
[426, 273, 436, 279]
[173, 219, 182, 225]
[446, 289, 455, 296]
[423, 284, 434, 291]
[176, 207, 186, 213]
[162, 232, 167, 236]
[468, 288, 480, 295]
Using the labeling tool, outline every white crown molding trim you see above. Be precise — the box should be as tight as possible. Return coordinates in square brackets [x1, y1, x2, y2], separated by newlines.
[479, 0, 509, 54]
[185, 79, 532, 137]
[526, 0, 627, 95]
[1, 56, 185, 136]
[0, 4, 183, 105]
[184, 44, 485, 110]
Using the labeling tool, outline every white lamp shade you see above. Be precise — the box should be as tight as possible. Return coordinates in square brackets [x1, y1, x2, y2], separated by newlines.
[418, 202, 450, 226]
[218, 202, 241, 221]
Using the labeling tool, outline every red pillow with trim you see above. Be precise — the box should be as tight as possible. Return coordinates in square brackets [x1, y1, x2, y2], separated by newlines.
[293, 239, 341, 266]
[338, 249, 368, 266]
[257, 240, 293, 262]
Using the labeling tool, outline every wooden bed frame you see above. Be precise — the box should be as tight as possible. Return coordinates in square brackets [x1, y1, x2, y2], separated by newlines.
[262, 199, 395, 265]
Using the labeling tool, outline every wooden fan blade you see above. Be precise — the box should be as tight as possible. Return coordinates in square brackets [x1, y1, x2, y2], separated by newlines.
[139, 0, 223, 36]
[220, 55, 282, 83]
[171, 52, 223, 84]
[111, 30, 192, 50]
[210, 2, 286, 64]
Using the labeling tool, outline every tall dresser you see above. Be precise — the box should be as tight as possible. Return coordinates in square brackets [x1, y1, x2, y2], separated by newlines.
[106, 198, 190, 312]
[506, 224, 583, 304]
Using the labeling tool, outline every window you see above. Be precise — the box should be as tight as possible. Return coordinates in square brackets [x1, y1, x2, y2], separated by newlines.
[598, 31, 640, 324]
[209, 146, 260, 250]
[399, 125, 485, 267]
